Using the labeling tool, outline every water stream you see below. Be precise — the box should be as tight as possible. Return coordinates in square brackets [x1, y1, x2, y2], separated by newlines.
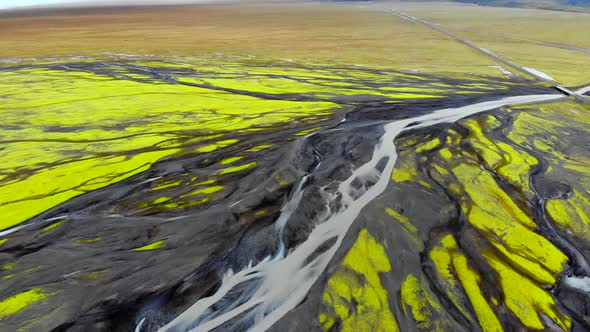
[158, 93, 564, 332]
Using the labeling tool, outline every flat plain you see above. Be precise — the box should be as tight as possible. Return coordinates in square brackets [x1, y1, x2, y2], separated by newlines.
[0, 2, 589, 332]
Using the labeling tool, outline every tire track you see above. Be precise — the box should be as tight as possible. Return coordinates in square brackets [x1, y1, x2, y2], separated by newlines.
[384, 8, 590, 104]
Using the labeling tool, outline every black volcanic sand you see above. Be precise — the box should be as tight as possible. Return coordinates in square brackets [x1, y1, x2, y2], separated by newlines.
[275, 100, 590, 332]
[1, 57, 589, 332]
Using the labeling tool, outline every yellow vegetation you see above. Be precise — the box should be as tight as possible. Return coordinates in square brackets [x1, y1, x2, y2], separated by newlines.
[0, 288, 56, 319]
[321, 229, 399, 331]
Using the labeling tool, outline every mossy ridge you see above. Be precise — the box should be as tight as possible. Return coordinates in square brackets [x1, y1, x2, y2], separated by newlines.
[320, 229, 399, 331]
[385, 100, 590, 330]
